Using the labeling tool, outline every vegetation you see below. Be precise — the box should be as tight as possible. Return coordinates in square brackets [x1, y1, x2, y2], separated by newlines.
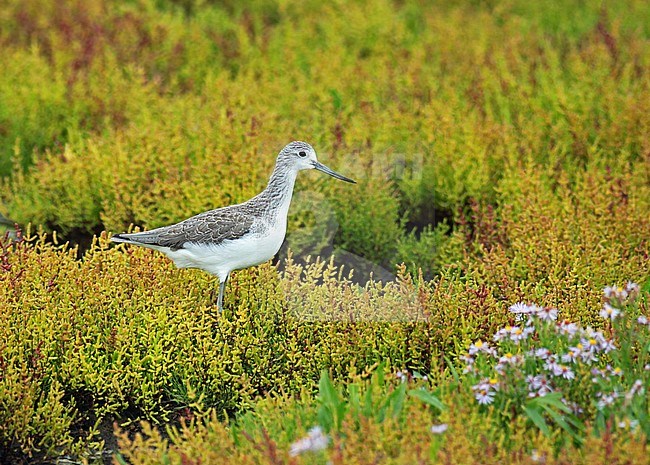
[0, 0, 649, 463]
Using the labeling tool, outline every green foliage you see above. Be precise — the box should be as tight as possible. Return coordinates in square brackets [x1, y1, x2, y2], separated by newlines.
[6, 229, 645, 461]
[1, 0, 649, 277]
[0, 0, 650, 462]
[396, 222, 465, 279]
[115, 366, 648, 465]
[459, 290, 649, 452]
[0, 50, 79, 177]
[317, 370, 346, 433]
[0, 233, 455, 459]
[523, 392, 584, 445]
[315, 365, 434, 434]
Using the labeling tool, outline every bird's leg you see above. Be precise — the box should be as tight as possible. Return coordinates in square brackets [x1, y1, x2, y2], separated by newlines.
[216, 273, 230, 312]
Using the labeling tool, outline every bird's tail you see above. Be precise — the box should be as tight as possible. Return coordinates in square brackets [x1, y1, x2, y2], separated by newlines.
[110, 231, 166, 252]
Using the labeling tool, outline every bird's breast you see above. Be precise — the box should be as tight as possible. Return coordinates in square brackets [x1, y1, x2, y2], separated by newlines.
[256, 217, 287, 256]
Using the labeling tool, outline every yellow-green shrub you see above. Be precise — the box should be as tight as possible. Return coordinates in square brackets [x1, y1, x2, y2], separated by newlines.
[1, 0, 650, 462]
[2, 0, 650, 276]
[114, 372, 649, 465]
[1, 205, 647, 459]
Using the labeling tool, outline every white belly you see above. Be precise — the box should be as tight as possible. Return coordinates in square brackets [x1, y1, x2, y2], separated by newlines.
[161, 223, 286, 282]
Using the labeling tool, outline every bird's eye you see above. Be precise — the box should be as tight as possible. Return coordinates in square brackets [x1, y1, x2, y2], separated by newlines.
[298, 151, 307, 158]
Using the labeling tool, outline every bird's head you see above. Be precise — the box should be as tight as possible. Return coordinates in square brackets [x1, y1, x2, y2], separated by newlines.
[277, 141, 356, 183]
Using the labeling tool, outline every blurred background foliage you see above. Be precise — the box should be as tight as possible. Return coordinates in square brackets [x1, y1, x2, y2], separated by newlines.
[1, 0, 649, 278]
[0, 0, 650, 462]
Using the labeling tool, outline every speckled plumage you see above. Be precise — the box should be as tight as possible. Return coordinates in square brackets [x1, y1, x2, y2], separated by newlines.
[116, 207, 253, 251]
[111, 141, 355, 312]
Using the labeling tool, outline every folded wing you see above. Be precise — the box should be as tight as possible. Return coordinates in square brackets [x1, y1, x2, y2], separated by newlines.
[112, 208, 254, 251]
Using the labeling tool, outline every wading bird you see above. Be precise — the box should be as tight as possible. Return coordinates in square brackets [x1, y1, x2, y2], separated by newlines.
[111, 141, 355, 311]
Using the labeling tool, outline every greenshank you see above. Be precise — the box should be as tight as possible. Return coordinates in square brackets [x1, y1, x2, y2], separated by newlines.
[111, 141, 355, 311]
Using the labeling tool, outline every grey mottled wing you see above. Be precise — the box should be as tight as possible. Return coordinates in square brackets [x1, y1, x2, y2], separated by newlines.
[122, 207, 254, 250]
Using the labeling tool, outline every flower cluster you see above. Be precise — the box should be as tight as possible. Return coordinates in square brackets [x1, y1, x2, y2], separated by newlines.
[543, 355, 575, 380]
[508, 303, 559, 323]
[460, 284, 648, 431]
[289, 426, 329, 456]
[496, 352, 523, 374]
[556, 319, 580, 336]
[471, 377, 499, 405]
[490, 303, 561, 346]
[493, 324, 535, 344]
[468, 340, 497, 356]
[599, 282, 641, 322]
[526, 374, 553, 397]
[430, 423, 449, 434]
[600, 303, 620, 321]
[603, 282, 640, 304]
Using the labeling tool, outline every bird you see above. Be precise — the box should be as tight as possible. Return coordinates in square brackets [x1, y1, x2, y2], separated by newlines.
[111, 141, 356, 312]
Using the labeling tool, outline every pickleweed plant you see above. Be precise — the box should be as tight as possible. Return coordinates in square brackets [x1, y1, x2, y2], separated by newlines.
[462, 283, 649, 442]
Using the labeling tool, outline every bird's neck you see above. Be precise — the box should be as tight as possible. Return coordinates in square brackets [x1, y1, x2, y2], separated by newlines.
[259, 164, 298, 216]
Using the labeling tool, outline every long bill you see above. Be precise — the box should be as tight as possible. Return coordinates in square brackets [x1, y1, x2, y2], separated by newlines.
[312, 161, 356, 183]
